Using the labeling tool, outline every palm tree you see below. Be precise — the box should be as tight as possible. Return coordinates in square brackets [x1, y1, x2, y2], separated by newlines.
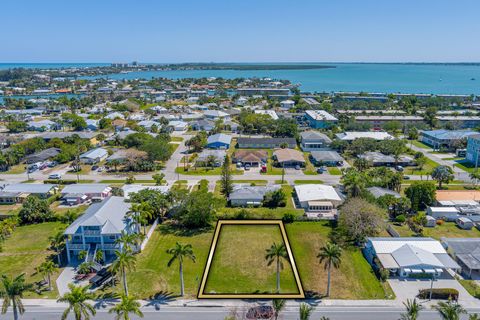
[94, 250, 104, 264]
[108, 294, 143, 320]
[0, 274, 33, 320]
[166, 242, 196, 297]
[433, 300, 466, 320]
[469, 314, 480, 320]
[400, 299, 423, 320]
[265, 242, 288, 293]
[299, 303, 314, 320]
[272, 299, 286, 320]
[57, 284, 96, 320]
[341, 169, 366, 197]
[49, 231, 65, 265]
[38, 261, 58, 291]
[111, 250, 137, 296]
[317, 242, 342, 297]
[115, 231, 143, 253]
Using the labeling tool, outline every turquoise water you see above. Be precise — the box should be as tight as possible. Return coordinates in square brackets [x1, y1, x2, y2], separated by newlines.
[1, 63, 480, 94]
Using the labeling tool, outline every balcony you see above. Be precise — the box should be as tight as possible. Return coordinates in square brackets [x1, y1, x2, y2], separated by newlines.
[83, 229, 101, 235]
[67, 243, 89, 251]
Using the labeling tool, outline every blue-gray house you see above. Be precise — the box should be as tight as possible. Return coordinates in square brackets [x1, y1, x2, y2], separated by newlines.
[206, 133, 232, 149]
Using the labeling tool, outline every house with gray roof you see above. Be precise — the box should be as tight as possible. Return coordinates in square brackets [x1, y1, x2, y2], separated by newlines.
[24, 147, 61, 164]
[61, 184, 112, 205]
[300, 131, 332, 151]
[310, 151, 344, 166]
[1, 183, 57, 199]
[229, 184, 281, 207]
[442, 238, 480, 279]
[420, 129, 476, 151]
[80, 148, 108, 164]
[64, 196, 137, 264]
[364, 237, 460, 278]
[196, 149, 226, 167]
[207, 133, 232, 149]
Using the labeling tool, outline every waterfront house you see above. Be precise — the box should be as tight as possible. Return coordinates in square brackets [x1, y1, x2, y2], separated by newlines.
[363, 237, 460, 278]
[64, 196, 137, 264]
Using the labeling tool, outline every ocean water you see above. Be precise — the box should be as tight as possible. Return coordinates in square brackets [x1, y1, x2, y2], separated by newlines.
[1, 63, 480, 95]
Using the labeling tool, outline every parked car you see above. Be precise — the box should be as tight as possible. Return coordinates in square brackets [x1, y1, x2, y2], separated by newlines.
[39, 163, 48, 170]
[395, 165, 404, 172]
[244, 164, 251, 170]
[48, 173, 62, 180]
[236, 162, 243, 168]
[92, 165, 99, 171]
[47, 161, 57, 168]
[403, 175, 411, 180]
[295, 165, 301, 170]
[89, 268, 112, 288]
[246, 306, 274, 320]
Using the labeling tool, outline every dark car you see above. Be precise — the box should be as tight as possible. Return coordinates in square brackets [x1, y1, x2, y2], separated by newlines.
[92, 165, 99, 171]
[246, 306, 274, 319]
[89, 268, 112, 287]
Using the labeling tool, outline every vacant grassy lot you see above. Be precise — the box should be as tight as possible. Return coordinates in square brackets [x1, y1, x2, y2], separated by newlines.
[0, 222, 67, 298]
[127, 224, 213, 299]
[176, 165, 243, 175]
[327, 167, 342, 175]
[204, 224, 299, 294]
[392, 222, 480, 240]
[286, 222, 394, 299]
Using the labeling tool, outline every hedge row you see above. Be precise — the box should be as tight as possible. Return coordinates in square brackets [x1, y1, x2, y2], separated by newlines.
[418, 288, 459, 300]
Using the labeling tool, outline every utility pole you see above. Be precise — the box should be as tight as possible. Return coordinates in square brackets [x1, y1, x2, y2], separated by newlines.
[429, 273, 436, 300]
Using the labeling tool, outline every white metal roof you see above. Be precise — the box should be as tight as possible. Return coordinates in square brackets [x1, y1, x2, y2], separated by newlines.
[294, 184, 341, 203]
[369, 238, 446, 254]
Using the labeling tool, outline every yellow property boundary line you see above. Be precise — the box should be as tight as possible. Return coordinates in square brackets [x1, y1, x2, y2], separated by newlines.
[197, 220, 305, 299]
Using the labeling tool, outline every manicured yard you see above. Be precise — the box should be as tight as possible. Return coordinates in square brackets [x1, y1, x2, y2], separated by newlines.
[262, 150, 283, 175]
[454, 160, 477, 173]
[294, 180, 324, 185]
[404, 157, 439, 175]
[410, 140, 433, 150]
[327, 167, 342, 175]
[302, 152, 318, 175]
[232, 180, 268, 185]
[392, 222, 480, 240]
[176, 165, 243, 175]
[204, 224, 299, 294]
[0, 222, 67, 298]
[170, 136, 184, 142]
[286, 222, 394, 299]
[127, 224, 213, 299]
[458, 280, 480, 298]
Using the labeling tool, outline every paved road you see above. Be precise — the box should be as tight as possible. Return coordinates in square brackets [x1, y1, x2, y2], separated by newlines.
[5, 305, 480, 320]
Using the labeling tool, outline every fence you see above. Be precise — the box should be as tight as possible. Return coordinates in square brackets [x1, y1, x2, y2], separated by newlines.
[140, 218, 159, 251]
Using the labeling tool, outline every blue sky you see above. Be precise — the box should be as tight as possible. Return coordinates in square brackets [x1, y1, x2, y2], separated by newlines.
[2, 0, 480, 62]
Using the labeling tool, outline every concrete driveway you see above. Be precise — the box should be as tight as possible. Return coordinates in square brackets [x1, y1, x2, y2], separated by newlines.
[388, 274, 477, 307]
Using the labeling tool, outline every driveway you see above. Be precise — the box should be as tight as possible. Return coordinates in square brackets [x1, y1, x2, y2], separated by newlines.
[388, 274, 477, 307]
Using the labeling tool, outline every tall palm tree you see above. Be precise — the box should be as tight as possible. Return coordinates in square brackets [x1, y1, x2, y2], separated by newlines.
[272, 299, 286, 320]
[433, 300, 466, 320]
[317, 242, 342, 297]
[115, 231, 143, 253]
[57, 284, 96, 320]
[111, 250, 137, 296]
[166, 242, 196, 297]
[299, 303, 314, 320]
[400, 299, 423, 320]
[265, 242, 288, 293]
[0, 274, 33, 320]
[49, 231, 65, 265]
[38, 261, 58, 291]
[108, 294, 143, 320]
[470, 314, 480, 320]
[341, 169, 366, 197]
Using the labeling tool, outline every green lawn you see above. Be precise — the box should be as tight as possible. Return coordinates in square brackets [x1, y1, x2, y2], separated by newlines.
[410, 140, 433, 150]
[5, 164, 26, 174]
[175, 166, 243, 175]
[392, 222, 480, 240]
[232, 180, 268, 185]
[302, 152, 318, 175]
[294, 180, 324, 185]
[262, 150, 283, 175]
[404, 157, 440, 175]
[286, 222, 394, 299]
[204, 224, 299, 294]
[0, 222, 67, 298]
[127, 223, 213, 299]
[454, 160, 477, 173]
[458, 280, 480, 299]
[170, 143, 180, 153]
[327, 167, 342, 175]
[170, 136, 184, 142]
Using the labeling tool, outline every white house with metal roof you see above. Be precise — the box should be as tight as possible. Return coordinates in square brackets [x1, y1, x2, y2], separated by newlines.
[64, 196, 137, 264]
[79, 148, 108, 164]
[364, 237, 460, 278]
[294, 184, 343, 219]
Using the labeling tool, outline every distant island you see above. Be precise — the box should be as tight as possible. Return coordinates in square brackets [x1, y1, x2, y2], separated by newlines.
[159, 63, 336, 71]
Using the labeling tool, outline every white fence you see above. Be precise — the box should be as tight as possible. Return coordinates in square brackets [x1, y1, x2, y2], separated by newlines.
[140, 218, 159, 251]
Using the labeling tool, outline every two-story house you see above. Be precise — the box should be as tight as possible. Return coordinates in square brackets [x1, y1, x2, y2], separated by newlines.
[300, 131, 332, 151]
[64, 196, 137, 264]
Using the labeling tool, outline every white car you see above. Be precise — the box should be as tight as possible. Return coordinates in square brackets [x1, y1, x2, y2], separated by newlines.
[48, 173, 62, 180]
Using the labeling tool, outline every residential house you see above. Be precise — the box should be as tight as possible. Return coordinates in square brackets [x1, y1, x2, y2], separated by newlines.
[305, 110, 338, 129]
[358, 152, 414, 167]
[354, 115, 424, 130]
[1, 183, 57, 199]
[137, 120, 159, 131]
[27, 119, 59, 132]
[203, 110, 230, 121]
[232, 150, 268, 167]
[191, 119, 215, 132]
[85, 119, 99, 131]
[105, 112, 125, 120]
[363, 237, 460, 278]
[280, 100, 295, 110]
[457, 217, 474, 230]
[168, 120, 188, 131]
[229, 184, 281, 207]
[294, 184, 343, 219]
[335, 131, 393, 141]
[196, 149, 226, 167]
[206, 133, 232, 149]
[64, 196, 137, 264]
[300, 131, 332, 151]
[309, 151, 344, 166]
[420, 130, 475, 151]
[237, 137, 296, 149]
[25, 147, 61, 164]
[61, 184, 112, 205]
[272, 148, 305, 167]
[79, 148, 108, 164]
[254, 110, 279, 120]
[121, 184, 170, 200]
[441, 238, 480, 279]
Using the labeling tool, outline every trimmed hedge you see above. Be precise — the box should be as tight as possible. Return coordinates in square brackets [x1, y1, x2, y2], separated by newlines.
[44, 179, 77, 185]
[418, 288, 459, 300]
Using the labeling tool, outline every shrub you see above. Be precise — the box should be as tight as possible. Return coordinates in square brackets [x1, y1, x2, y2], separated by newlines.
[282, 212, 296, 224]
[44, 179, 77, 185]
[436, 219, 444, 225]
[395, 214, 406, 224]
[417, 288, 459, 300]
